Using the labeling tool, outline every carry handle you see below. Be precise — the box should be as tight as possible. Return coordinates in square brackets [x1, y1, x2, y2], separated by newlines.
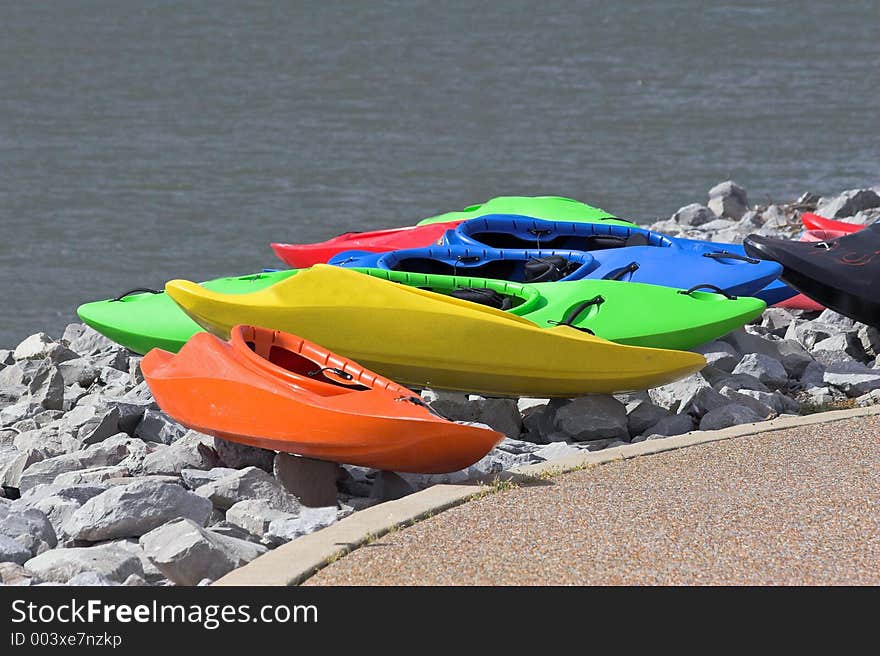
[703, 250, 760, 264]
[604, 261, 640, 281]
[677, 284, 738, 300]
[546, 295, 604, 334]
[111, 288, 161, 302]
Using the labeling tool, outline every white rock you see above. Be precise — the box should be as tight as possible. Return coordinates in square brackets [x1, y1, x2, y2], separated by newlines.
[708, 181, 749, 220]
[517, 397, 550, 413]
[264, 506, 340, 546]
[648, 372, 710, 412]
[225, 499, 298, 538]
[195, 466, 301, 512]
[731, 353, 788, 389]
[66, 571, 119, 586]
[62, 479, 213, 541]
[24, 544, 143, 584]
[698, 404, 764, 431]
[139, 518, 267, 586]
[533, 441, 583, 461]
[13, 333, 77, 363]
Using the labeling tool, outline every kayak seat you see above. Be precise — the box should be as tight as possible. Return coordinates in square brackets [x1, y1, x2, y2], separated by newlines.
[448, 287, 514, 310]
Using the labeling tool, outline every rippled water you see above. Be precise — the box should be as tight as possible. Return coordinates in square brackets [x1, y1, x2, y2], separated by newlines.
[1, 0, 878, 346]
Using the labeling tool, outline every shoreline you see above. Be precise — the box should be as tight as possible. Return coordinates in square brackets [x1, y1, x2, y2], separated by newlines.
[2, 182, 880, 586]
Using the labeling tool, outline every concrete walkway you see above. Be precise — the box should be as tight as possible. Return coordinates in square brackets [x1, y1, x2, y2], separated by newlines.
[306, 415, 879, 585]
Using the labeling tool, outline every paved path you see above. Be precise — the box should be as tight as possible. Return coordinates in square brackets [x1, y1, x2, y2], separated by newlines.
[307, 415, 879, 585]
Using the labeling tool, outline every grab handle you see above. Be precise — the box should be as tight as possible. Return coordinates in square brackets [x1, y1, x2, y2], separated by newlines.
[603, 261, 639, 281]
[703, 250, 760, 264]
[111, 288, 161, 302]
[546, 295, 604, 334]
[677, 284, 738, 300]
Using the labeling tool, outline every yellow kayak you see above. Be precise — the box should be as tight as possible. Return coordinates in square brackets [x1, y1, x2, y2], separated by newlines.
[165, 265, 705, 397]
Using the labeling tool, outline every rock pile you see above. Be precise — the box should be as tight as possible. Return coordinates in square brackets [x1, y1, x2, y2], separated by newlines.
[2, 183, 878, 586]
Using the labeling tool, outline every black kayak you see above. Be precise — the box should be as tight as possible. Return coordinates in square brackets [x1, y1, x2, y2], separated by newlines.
[743, 225, 880, 327]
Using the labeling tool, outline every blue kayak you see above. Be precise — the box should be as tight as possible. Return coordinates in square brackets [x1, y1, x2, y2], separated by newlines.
[440, 214, 795, 303]
[329, 247, 597, 283]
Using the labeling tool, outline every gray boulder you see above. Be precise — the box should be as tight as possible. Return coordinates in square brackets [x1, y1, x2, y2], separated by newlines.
[718, 387, 773, 419]
[725, 328, 813, 377]
[57, 359, 100, 388]
[698, 404, 764, 431]
[822, 363, 880, 397]
[52, 466, 131, 487]
[550, 395, 628, 441]
[62, 479, 213, 542]
[815, 189, 880, 219]
[180, 467, 239, 490]
[274, 453, 339, 507]
[692, 340, 739, 372]
[18, 433, 143, 492]
[638, 413, 695, 440]
[140, 430, 219, 475]
[858, 325, 880, 358]
[731, 353, 788, 390]
[0, 504, 58, 556]
[134, 410, 186, 444]
[195, 466, 301, 512]
[429, 395, 522, 438]
[65, 571, 119, 586]
[648, 372, 711, 413]
[27, 363, 64, 411]
[213, 437, 274, 471]
[625, 399, 670, 436]
[139, 518, 267, 586]
[24, 544, 143, 584]
[0, 534, 32, 565]
[0, 561, 36, 585]
[811, 333, 868, 366]
[13, 428, 79, 460]
[672, 203, 714, 227]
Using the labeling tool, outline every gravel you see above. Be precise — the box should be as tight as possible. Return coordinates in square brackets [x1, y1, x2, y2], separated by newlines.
[307, 415, 880, 585]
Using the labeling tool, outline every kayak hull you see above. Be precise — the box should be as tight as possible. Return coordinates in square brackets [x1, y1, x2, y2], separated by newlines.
[800, 212, 865, 234]
[143, 326, 503, 473]
[165, 265, 706, 397]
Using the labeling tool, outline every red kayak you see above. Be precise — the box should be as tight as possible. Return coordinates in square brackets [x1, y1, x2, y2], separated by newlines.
[801, 212, 864, 234]
[143, 325, 504, 473]
[271, 221, 463, 268]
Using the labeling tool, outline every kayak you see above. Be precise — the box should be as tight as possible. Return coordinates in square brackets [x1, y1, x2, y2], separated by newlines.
[142, 325, 504, 473]
[165, 265, 707, 397]
[801, 212, 866, 234]
[329, 233, 784, 299]
[76, 270, 299, 355]
[353, 268, 766, 351]
[416, 195, 629, 226]
[271, 196, 636, 268]
[775, 229, 848, 311]
[744, 225, 880, 327]
[271, 221, 463, 268]
[330, 247, 596, 283]
[441, 214, 794, 304]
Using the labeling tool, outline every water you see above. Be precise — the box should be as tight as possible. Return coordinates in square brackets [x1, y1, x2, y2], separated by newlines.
[1, 0, 878, 347]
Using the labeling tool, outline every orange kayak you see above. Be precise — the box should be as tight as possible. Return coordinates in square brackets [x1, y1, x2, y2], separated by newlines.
[141, 325, 504, 473]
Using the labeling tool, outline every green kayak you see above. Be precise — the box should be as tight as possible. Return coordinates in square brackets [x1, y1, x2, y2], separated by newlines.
[353, 268, 766, 351]
[416, 195, 630, 226]
[76, 270, 299, 355]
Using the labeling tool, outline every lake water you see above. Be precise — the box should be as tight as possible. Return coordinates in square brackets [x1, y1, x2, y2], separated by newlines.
[1, 0, 878, 346]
